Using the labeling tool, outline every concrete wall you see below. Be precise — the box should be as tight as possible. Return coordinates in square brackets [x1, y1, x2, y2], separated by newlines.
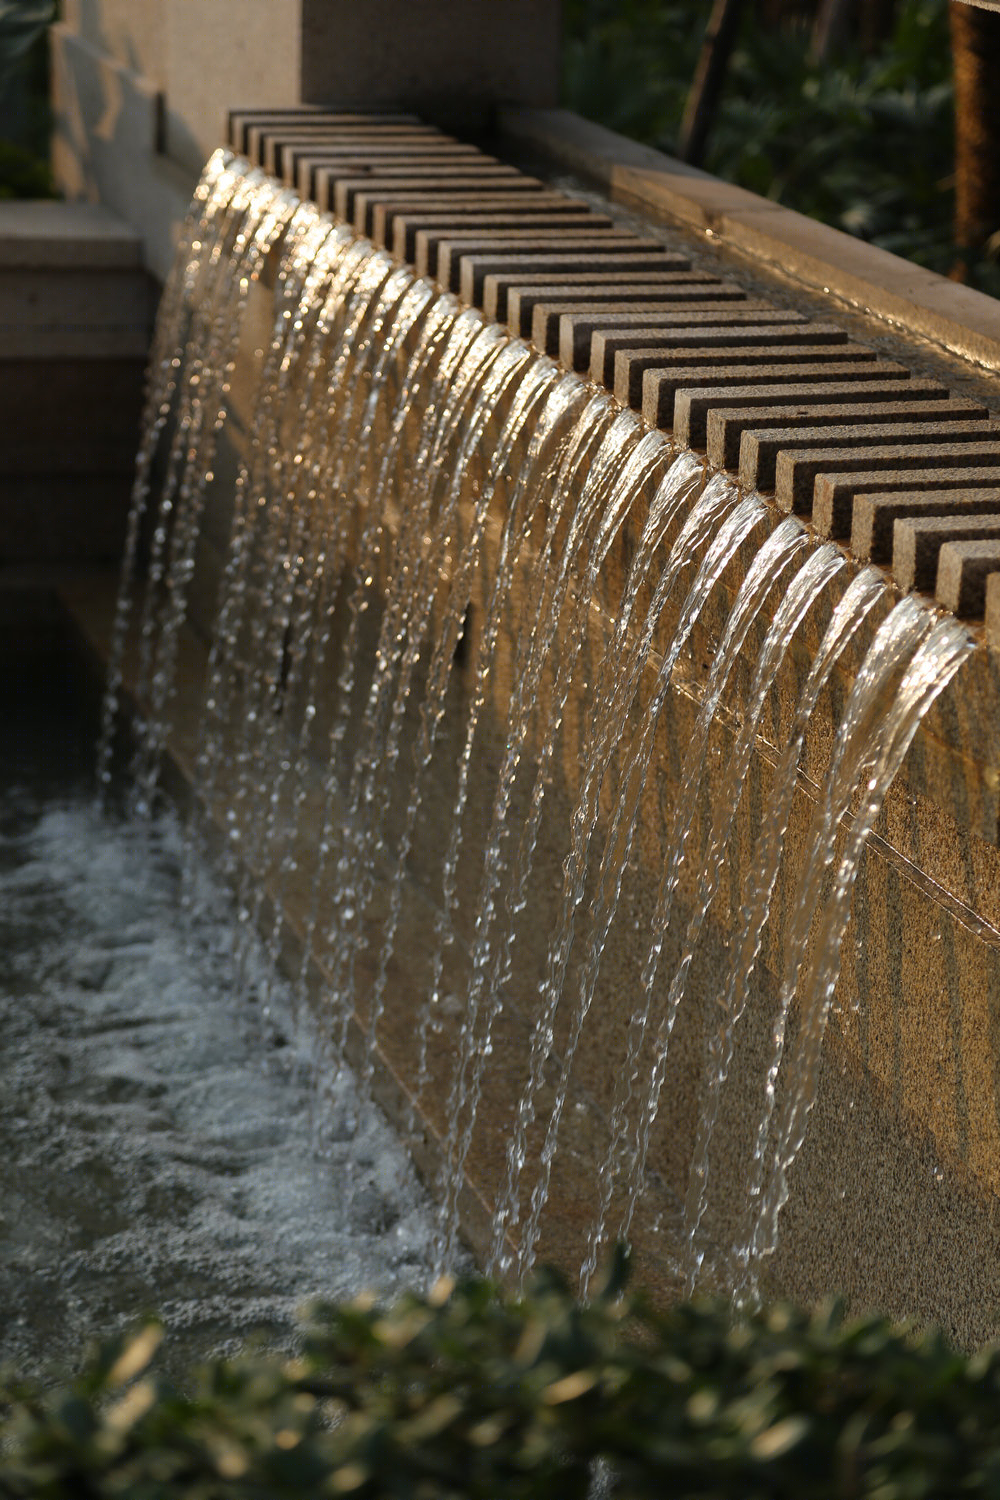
[52, 1, 561, 278]
[0, 200, 153, 564]
[299, 0, 561, 128]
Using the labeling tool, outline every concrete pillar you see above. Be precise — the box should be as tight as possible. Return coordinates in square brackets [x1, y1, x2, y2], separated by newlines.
[51, 0, 561, 278]
[299, 1, 561, 130]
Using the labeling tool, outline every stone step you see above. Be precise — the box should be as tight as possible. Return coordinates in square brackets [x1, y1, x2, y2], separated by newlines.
[0, 199, 152, 563]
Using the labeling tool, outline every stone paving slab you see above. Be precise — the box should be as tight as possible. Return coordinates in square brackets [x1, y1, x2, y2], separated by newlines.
[894, 513, 1000, 598]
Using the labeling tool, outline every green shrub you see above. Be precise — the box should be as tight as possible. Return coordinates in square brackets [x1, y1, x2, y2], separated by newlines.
[5, 1248, 1000, 1497]
[562, 1, 1000, 295]
[0, 0, 54, 199]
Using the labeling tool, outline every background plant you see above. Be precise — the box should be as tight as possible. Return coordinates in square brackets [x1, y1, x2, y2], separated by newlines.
[562, 0, 996, 293]
[6, 1250, 1000, 1498]
[0, 0, 54, 199]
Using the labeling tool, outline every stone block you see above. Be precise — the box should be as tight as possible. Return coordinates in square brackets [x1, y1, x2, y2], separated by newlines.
[596, 323, 846, 392]
[459, 247, 674, 309]
[820, 466, 1000, 543]
[378, 198, 602, 256]
[503, 273, 729, 338]
[558, 305, 808, 375]
[937, 538, 1000, 617]
[427, 229, 656, 291]
[479, 262, 691, 321]
[499, 107, 1000, 375]
[333, 171, 544, 224]
[675, 374, 941, 451]
[852, 489, 1000, 565]
[893, 513, 1000, 599]
[621, 342, 875, 413]
[299, 146, 488, 194]
[718, 395, 984, 476]
[767, 422, 1000, 512]
[229, 107, 422, 155]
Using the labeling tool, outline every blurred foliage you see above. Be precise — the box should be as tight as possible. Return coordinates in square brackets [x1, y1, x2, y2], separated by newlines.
[0, 0, 53, 198]
[563, 0, 1000, 297]
[6, 1249, 1000, 1497]
[0, 0, 53, 98]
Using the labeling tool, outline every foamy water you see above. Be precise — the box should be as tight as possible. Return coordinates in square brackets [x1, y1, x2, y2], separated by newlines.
[0, 783, 441, 1380]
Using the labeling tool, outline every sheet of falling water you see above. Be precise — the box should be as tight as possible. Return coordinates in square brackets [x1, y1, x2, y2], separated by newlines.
[0, 662, 440, 1382]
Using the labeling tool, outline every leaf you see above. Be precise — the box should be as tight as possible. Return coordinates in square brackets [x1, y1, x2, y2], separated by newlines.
[750, 1415, 810, 1460]
[107, 1325, 165, 1388]
[0, 0, 53, 94]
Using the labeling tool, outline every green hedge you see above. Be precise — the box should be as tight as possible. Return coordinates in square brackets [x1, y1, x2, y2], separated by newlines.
[4, 1249, 1000, 1498]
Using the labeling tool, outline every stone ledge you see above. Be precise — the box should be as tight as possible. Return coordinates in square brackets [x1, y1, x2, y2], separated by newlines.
[0, 200, 142, 269]
[498, 107, 1000, 378]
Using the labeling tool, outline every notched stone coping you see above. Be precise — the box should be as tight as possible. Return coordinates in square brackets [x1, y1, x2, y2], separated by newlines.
[497, 106, 1000, 377]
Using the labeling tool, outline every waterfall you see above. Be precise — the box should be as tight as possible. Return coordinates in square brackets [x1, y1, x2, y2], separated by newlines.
[105, 149, 974, 1301]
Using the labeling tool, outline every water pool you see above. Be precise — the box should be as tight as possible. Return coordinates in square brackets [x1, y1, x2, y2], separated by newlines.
[1, 655, 440, 1380]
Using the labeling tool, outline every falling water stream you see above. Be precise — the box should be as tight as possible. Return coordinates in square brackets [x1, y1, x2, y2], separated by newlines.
[94, 147, 975, 1324]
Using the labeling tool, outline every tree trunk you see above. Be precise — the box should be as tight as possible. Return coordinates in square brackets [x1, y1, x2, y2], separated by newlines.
[859, 0, 897, 49]
[757, 0, 816, 26]
[811, 0, 854, 60]
[950, 0, 1000, 274]
[678, 0, 748, 166]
